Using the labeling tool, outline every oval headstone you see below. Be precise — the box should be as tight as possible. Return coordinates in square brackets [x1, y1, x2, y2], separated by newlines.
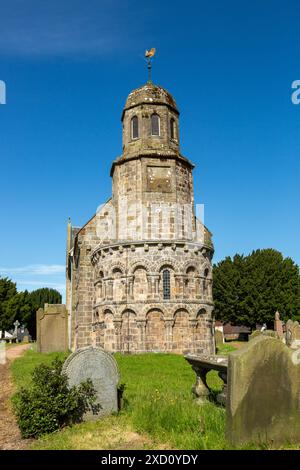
[62, 346, 120, 420]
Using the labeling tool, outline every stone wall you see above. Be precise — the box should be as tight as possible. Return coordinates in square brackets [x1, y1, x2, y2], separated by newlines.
[89, 240, 214, 354]
[111, 156, 196, 241]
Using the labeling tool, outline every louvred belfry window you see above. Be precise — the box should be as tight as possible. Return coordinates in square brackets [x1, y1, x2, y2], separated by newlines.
[131, 116, 139, 139]
[151, 113, 160, 136]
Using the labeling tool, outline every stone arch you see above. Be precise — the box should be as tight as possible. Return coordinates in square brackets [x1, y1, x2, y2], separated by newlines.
[121, 309, 138, 353]
[157, 261, 177, 300]
[201, 263, 212, 278]
[131, 115, 139, 139]
[181, 260, 200, 274]
[109, 262, 126, 277]
[145, 309, 165, 352]
[170, 304, 192, 318]
[129, 259, 152, 275]
[151, 112, 160, 136]
[197, 308, 208, 318]
[153, 257, 180, 273]
[172, 309, 190, 353]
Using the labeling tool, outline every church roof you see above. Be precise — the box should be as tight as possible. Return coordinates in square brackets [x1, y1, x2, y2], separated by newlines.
[122, 82, 179, 119]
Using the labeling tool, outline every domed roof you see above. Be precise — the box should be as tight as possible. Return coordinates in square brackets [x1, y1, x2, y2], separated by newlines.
[123, 82, 179, 117]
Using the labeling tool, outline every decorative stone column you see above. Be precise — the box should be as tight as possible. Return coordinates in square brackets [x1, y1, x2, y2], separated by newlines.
[147, 273, 160, 300]
[127, 275, 134, 300]
[165, 319, 174, 352]
[189, 319, 198, 354]
[199, 276, 204, 298]
[113, 319, 122, 352]
[174, 274, 185, 299]
[121, 278, 127, 301]
[136, 320, 146, 352]
[183, 275, 189, 299]
[105, 278, 113, 301]
[195, 276, 201, 299]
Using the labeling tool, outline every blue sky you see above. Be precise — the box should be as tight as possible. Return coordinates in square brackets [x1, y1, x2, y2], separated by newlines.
[0, 0, 299, 300]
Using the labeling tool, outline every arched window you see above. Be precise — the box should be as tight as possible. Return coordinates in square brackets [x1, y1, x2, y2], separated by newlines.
[131, 116, 139, 139]
[162, 269, 171, 300]
[151, 113, 160, 136]
[170, 118, 176, 140]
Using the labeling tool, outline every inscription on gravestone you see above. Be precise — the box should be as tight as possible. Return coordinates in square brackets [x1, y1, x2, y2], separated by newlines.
[62, 346, 120, 420]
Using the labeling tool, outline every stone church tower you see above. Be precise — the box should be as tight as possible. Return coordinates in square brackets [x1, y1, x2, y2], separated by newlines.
[66, 80, 215, 355]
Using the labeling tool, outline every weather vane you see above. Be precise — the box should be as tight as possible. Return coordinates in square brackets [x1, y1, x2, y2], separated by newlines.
[145, 48, 156, 83]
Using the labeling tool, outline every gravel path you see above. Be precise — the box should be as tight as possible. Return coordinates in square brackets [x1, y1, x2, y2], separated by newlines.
[0, 343, 30, 450]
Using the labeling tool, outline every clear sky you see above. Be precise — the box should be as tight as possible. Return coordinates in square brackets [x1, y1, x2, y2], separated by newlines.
[0, 0, 299, 300]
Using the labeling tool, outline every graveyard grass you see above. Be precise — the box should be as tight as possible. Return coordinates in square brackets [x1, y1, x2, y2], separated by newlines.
[11, 346, 234, 450]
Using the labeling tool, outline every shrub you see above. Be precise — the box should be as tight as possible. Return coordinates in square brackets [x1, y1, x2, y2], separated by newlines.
[13, 358, 100, 438]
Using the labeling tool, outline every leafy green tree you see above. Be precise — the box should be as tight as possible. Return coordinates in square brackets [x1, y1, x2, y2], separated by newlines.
[29, 288, 62, 310]
[0, 277, 18, 332]
[0, 290, 34, 332]
[213, 249, 300, 328]
[27, 288, 62, 338]
[0, 278, 62, 338]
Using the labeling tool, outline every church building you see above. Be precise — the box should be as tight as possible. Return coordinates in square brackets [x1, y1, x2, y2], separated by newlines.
[66, 76, 215, 355]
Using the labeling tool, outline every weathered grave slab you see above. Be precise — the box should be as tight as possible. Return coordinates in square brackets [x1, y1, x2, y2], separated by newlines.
[62, 346, 120, 420]
[215, 329, 224, 347]
[285, 319, 300, 349]
[36, 304, 68, 353]
[226, 335, 300, 446]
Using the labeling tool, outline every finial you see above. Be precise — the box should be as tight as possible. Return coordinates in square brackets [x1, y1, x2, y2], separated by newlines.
[145, 48, 156, 83]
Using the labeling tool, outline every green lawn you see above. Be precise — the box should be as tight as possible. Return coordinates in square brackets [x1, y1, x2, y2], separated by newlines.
[11, 349, 229, 450]
[11, 343, 300, 450]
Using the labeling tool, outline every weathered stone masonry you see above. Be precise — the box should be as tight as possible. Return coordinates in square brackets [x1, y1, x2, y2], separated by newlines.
[66, 81, 215, 354]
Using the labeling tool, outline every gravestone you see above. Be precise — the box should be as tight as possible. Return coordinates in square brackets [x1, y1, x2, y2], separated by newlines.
[249, 329, 278, 341]
[0, 341, 6, 365]
[285, 319, 300, 349]
[226, 335, 300, 446]
[215, 329, 224, 347]
[274, 311, 284, 338]
[62, 346, 120, 420]
[36, 304, 68, 353]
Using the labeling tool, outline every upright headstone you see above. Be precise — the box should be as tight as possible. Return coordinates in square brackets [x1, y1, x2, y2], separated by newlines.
[0, 341, 6, 365]
[285, 319, 300, 349]
[36, 304, 68, 353]
[215, 329, 224, 347]
[274, 311, 284, 339]
[226, 335, 300, 446]
[62, 346, 120, 420]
